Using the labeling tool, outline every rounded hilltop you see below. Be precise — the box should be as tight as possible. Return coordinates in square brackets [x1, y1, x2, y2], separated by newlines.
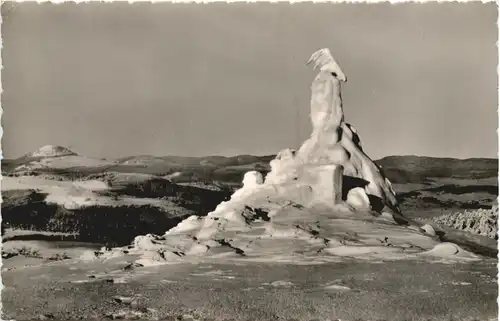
[29, 145, 77, 158]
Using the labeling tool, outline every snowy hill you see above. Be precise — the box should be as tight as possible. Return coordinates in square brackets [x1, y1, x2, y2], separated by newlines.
[29, 145, 77, 158]
[6, 145, 116, 174]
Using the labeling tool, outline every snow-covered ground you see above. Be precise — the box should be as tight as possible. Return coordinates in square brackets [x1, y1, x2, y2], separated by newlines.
[2, 255, 497, 321]
[87, 168, 480, 267]
[1, 175, 181, 211]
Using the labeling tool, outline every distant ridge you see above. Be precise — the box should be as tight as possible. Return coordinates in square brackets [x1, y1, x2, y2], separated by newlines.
[3, 148, 496, 185]
[377, 155, 498, 162]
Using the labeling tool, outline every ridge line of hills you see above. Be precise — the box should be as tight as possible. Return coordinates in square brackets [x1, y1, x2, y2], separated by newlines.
[2, 145, 498, 163]
[2, 145, 497, 186]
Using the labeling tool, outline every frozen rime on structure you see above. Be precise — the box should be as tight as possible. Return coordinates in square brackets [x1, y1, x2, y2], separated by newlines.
[231, 171, 265, 200]
[266, 48, 400, 214]
[96, 48, 473, 265]
[433, 206, 498, 239]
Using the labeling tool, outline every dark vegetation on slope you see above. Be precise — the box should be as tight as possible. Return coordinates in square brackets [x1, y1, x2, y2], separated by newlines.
[396, 183, 498, 211]
[1, 190, 187, 246]
[1, 176, 232, 246]
[417, 184, 498, 195]
[101, 176, 232, 214]
[376, 156, 498, 183]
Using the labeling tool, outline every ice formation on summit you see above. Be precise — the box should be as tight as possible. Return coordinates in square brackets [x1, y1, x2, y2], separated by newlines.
[96, 48, 478, 265]
[270, 48, 399, 214]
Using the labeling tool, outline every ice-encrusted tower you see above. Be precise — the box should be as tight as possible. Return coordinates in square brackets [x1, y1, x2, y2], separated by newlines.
[267, 48, 400, 214]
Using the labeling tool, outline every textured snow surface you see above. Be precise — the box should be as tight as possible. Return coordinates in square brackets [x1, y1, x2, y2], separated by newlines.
[434, 206, 498, 239]
[94, 179, 478, 266]
[2, 176, 179, 211]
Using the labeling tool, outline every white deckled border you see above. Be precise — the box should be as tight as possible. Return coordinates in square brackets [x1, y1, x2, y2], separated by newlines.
[0, 0, 497, 3]
[497, 2, 500, 321]
[0, 2, 498, 321]
[0, 1, 4, 317]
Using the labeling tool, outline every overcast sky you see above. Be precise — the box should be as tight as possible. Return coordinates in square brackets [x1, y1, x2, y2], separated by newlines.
[2, 2, 497, 159]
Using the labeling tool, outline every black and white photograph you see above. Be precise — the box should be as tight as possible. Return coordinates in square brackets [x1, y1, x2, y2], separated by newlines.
[1, 2, 498, 320]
